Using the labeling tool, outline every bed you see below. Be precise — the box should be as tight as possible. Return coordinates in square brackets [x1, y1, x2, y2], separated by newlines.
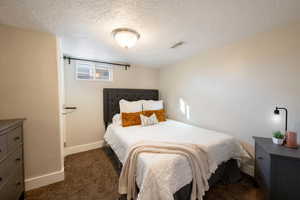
[103, 88, 247, 200]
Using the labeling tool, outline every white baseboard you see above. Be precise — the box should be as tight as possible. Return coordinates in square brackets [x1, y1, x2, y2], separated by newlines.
[25, 168, 65, 191]
[64, 140, 104, 156]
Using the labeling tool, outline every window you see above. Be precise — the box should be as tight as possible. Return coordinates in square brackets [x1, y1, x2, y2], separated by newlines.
[76, 61, 113, 81]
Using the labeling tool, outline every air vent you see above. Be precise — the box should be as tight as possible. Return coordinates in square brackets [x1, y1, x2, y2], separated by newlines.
[171, 41, 185, 49]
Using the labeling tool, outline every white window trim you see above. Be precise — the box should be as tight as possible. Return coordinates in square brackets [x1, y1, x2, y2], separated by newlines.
[75, 61, 113, 82]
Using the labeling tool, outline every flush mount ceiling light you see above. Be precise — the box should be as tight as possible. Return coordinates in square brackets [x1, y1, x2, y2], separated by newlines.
[112, 28, 140, 48]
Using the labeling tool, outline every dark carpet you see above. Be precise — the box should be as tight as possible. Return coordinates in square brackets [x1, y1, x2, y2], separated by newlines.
[26, 148, 263, 200]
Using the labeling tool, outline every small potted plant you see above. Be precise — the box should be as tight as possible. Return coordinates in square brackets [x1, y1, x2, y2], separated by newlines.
[272, 131, 285, 145]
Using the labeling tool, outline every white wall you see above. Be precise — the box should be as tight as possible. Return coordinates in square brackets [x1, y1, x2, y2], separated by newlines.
[64, 62, 159, 148]
[160, 22, 300, 150]
[0, 24, 63, 186]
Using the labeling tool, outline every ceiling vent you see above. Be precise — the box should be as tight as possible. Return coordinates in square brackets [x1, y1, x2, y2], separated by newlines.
[170, 41, 185, 49]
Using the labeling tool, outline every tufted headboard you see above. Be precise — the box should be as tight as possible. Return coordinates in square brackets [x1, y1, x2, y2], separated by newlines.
[103, 88, 159, 128]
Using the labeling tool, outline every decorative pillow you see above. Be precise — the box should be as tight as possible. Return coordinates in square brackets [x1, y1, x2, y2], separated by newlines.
[121, 112, 142, 127]
[140, 113, 158, 126]
[119, 99, 144, 113]
[142, 109, 166, 122]
[143, 100, 163, 111]
[112, 114, 122, 126]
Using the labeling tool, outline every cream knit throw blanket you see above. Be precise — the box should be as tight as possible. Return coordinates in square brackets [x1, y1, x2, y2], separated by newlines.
[119, 141, 210, 200]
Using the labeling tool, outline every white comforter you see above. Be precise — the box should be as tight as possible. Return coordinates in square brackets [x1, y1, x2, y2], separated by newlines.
[104, 120, 248, 200]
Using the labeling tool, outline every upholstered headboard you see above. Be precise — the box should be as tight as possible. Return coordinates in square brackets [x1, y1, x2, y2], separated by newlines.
[103, 88, 159, 128]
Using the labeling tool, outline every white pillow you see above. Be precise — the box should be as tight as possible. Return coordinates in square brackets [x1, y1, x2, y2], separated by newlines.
[140, 113, 158, 126]
[112, 114, 122, 126]
[143, 100, 163, 111]
[119, 99, 144, 113]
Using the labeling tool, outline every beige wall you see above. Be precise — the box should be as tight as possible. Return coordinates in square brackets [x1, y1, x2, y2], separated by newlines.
[64, 62, 159, 147]
[0, 24, 62, 179]
[160, 23, 300, 149]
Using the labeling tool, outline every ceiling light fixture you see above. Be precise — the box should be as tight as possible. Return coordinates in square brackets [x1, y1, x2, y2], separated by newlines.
[112, 28, 140, 48]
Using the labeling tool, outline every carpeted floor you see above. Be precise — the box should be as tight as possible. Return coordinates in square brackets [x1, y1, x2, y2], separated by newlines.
[26, 148, 263, 200]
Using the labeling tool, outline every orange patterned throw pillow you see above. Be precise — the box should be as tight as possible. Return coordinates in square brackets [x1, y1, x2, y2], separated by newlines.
[142, 109, 166, 122]
[121, 112, 142, 127]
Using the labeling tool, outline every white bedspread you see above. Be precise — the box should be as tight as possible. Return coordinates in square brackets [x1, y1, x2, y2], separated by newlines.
[104, 119, 248, 200]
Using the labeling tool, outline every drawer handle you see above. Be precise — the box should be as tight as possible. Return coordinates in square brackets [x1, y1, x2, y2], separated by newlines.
[0, 177, 2, 182]
[16, 158, 21, 162]
[257, 156, 263, 160]
[14, 136, 20, 141]
[16, 181, 21, 186]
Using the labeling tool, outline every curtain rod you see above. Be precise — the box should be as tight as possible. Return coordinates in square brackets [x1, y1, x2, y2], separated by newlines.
[63, 56, 130, 70]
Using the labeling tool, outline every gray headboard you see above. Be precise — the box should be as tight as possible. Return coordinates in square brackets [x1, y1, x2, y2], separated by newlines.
[103, 88, 159, 128]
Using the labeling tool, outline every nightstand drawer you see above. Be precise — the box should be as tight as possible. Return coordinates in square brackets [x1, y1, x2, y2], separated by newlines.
[255, 143, 271, 188]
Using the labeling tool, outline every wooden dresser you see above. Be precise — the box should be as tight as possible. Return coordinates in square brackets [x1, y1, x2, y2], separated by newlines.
[254, 137, 300, 200]
[0, 119, 25, 200]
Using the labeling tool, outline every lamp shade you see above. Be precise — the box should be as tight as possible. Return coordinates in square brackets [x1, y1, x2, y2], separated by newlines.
[274, 108, 280, 115]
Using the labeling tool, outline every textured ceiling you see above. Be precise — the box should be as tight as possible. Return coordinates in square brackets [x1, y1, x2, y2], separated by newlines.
[0, 0, 300, 67]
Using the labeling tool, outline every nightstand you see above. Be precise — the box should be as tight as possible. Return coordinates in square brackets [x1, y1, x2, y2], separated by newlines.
[253, 137, 300, 200]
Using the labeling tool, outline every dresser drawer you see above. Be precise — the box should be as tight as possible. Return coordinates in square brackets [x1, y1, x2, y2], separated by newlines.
[0, 134, 8, 161]
[0, 169, 23, 200]
[7, 127, 22, 153]
[0, 148, 23, 189]
[255, 143, 271, 189]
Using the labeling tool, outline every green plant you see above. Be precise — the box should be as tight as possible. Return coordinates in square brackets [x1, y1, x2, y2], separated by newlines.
[273, 131, 284, 139]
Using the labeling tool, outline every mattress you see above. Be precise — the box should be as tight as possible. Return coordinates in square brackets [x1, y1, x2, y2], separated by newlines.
[104, 119, 248, 200]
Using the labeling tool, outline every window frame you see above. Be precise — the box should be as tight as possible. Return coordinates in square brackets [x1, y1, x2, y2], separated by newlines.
[75, 61, 113, 82]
